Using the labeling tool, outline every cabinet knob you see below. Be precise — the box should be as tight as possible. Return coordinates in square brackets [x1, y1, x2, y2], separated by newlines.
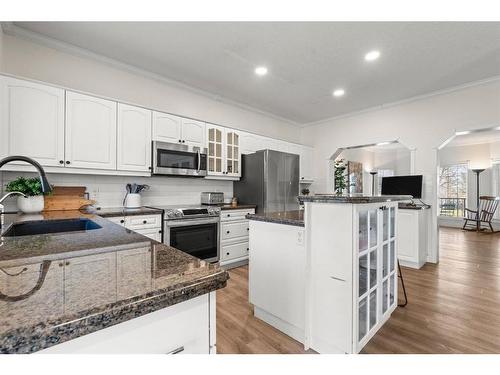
[120, 219, 125, 224]
[227, 214, 231, 217]
[65, 261, 70, 266]
[182, 140, 185, 143]
[143, 220, 147, 224]
[247, 228, 249, 231]
[226, 230, 230, 234]
[247, 248, 249, 251]
[58, 262, 64, 267]
[226, 252, 230, 255]
[178, 140, 181, 143]
[59, 160, 64, 164]
[65, 161, 71, 165]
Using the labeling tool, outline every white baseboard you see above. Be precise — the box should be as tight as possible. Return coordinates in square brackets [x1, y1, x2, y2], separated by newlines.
[253, 306, 305, 345]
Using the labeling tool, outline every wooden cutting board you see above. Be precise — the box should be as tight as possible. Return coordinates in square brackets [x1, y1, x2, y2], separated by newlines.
[44, 186, 96, 211]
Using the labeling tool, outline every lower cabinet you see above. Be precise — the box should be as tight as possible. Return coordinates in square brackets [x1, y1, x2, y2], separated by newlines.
[397, 208, 429, 269]
[106, 214, 162, 242]
[40, 293, 216, 354]
[219, 208, 254, 267]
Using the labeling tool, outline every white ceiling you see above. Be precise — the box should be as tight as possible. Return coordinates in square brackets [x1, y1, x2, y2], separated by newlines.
[11, 22, 500, 125]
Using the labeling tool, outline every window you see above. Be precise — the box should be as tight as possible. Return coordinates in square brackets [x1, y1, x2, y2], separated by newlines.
[439, 163, 468, 217]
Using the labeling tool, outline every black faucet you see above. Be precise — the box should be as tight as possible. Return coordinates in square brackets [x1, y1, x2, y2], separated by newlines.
[0, 155, 52, 194]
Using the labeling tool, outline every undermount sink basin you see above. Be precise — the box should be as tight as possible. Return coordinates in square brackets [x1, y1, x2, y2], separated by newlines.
[2, 218, 102, 237]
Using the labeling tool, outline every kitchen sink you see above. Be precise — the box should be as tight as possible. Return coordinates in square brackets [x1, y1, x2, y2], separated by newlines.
[2, 218, 102, 237]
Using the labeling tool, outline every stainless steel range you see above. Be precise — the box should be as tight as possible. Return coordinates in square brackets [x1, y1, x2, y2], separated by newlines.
[154, 205, 221, 263]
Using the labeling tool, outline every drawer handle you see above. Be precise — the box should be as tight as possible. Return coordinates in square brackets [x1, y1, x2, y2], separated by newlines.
[330, 276, 346, 282]
[166, 346, 184, 354]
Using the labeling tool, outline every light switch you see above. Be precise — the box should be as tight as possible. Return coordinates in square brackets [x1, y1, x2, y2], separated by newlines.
[297, 230, 304, 246]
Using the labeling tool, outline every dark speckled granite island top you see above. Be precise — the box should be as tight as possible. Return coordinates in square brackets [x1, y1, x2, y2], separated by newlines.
[0, 210, 228, 354]
[298, 194, 412, 203]
[246, 210, 304, 227]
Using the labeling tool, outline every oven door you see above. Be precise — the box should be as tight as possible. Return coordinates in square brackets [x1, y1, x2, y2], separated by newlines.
[153, 141, 207, 177]
[164, 218, 219, 262]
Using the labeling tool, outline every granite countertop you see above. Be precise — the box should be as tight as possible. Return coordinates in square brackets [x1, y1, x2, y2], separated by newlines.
[298, 194, 413, 204]
[84, 206, 164, 218]
[246, 210, 304, 227]
[0, 210, 228, 354]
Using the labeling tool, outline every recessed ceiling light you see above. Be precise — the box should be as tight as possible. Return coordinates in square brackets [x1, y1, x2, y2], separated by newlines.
[254, 66, 268, 76]
[333, 89, 345, 97]
[365, 50, 381, 62]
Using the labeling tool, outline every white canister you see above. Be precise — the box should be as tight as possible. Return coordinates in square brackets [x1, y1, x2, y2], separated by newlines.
[124, 193, 142, 208]
[17, 195, 45, 214]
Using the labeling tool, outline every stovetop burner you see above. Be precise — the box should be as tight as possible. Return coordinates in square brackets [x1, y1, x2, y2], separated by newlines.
[147, 205, 220, 220]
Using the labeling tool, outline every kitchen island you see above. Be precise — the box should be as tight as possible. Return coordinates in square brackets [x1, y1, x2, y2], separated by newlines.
[247, 195, 410, 354]
[0, 210, 228, 354]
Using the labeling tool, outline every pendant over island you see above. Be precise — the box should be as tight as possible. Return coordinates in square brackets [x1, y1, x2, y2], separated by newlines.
[246, 194, 412, 354]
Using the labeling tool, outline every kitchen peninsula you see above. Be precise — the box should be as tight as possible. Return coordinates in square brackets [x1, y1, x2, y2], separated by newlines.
[0, 210, 228, 354]
[247, 195, 411, 354]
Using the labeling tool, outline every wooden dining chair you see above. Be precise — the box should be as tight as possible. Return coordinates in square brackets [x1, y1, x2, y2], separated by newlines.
[463, 196, 500, 232]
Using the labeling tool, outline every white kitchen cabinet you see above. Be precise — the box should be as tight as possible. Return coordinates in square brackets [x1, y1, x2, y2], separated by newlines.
[116, 246, 152, 300]
[63, 252, 117, 314]
[41, 293, 215, 354]
[106, 214, 162, 242]
[397, 208, 429, 269]
[117, 103, 152, 172]
[0, 76, 65, 166]
[306, 201, 398, 353]
[181, 118, 205, 148]
[249, 220, 306, 342]
[65, 91, 117, 170]
[206, 125, 241, 178]
[220, 208, 254, 267]
[300, 146, 314, 182]
[152, 111, 205, 148]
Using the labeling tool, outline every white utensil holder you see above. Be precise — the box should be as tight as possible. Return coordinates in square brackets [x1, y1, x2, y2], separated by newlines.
[124, 193, 141, 208]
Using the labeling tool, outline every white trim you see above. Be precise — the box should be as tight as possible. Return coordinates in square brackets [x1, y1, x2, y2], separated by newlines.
[302, 75, 500, 128]
[0, 22, 301, 129]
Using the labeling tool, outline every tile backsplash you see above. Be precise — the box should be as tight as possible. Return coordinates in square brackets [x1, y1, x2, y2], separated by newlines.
[0, 171, 233, 210]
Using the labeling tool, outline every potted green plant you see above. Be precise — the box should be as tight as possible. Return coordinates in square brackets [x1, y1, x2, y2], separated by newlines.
[6, 177, 46, 213]
[334, 159, 348, 196]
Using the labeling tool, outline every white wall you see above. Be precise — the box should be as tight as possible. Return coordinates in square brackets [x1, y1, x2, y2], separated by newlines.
[0, 33, 300, 143]
[301, 80, 500, 262]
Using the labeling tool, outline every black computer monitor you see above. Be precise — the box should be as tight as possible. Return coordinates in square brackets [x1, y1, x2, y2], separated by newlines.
[381, 175, 423, 199]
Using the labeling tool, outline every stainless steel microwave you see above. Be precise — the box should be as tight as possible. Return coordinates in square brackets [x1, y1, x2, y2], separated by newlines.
[152, 141, 207, 177]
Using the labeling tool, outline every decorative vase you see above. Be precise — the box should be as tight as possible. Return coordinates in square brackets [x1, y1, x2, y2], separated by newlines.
[17, 195, 44, 214]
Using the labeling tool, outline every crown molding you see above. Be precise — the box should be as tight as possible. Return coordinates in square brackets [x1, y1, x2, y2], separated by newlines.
[0, 22, 301, 128]
[301, 75, 500, 128]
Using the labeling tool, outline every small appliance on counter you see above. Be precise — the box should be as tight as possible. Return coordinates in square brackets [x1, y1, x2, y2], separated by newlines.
[201, 192, 224, 205]
[123, 183, 149, 208]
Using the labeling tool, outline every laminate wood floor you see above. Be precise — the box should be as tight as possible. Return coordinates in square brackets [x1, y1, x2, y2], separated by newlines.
[216, 227, 500, 354]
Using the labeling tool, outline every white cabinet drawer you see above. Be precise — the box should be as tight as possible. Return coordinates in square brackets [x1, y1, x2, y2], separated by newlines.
[221, 220, 249, 240]
[220, 209, 255, 222]
[125, 214, 162, 229]
[221, 241, 249, 261]
[133, 228, 162, 242]
[41, 294, 210, 354]
[107, 216, 126, 226]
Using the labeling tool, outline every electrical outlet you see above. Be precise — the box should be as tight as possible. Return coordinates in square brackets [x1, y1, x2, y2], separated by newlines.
[297, 230, 304, 246]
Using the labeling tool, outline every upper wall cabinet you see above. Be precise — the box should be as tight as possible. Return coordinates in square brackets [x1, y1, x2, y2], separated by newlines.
[206, 124, 241, 178]
[0, 77, 65, 166]
[117, 103, 152, 172]
[152, 111, 205, 148]
[65, 91, 117, 170]
[300, 146, 314, 182]
[152, 111, 182, 144]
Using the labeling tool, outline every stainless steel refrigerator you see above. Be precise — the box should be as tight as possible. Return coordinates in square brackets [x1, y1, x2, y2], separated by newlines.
[233, 149, 299, 214]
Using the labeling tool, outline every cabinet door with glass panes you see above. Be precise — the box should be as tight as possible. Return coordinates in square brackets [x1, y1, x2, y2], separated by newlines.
[225, 129, 241, 177]
[206, 125, 225, 176]
[354, 204, 397, 352]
